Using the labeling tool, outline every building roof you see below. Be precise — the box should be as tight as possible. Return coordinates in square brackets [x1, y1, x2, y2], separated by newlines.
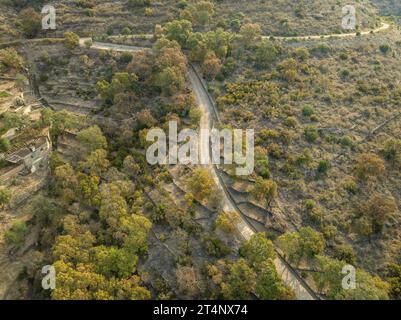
[4, 134, 50, 164]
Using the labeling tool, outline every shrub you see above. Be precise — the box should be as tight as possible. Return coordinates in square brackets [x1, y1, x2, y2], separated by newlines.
[343, 178, 357, 194]
[333, 244, 356, 264]
[215, 211, 239, 233]
[379, 44, 391, 54]
[0, 188, 12, 209]
[340, 69, 350, 78]
[382, 139, 401, 167]
[250, 178, 278, 207]
[17, 7, 41, 38]
[128, 0, 151, 7]
[202, 235, 231, 257]
[0, 137, 10, 152]
[239, 233, 276, 265]
[144, 8, 154, 16]
[386, 264, 401, 300]
[304, 200, 322, 224]
[322, 225, 338, 240]
[202, 51, 222, 80]
[0, 48, 24, 71]
[5, 220, 28, 247]
[255, 40, 279, 69]
[365, 193, 397, 234]
[119, 52, 133, 64]
[317, 160, 331, 175]
[294, 48, 309, 61]
[122, 27, 131, 35]
[187, 168, 216, 203]
[284, 116, 298, 128]
[305, 199, 316, 211]
[302, 104, 314, 117]
[355, 153, 385, 180]
[239, 23, 262, 46]
[304, 126, 319, 143]
[64, 32, 80, 50]
[177, 0, 188, 9]
[340, 135, 353, 147]
[312, 43, 331, 56]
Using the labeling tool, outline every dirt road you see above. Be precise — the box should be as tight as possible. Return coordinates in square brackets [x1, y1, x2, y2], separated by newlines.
[78, 38, 319, 300]
[188, 66, 317, 300]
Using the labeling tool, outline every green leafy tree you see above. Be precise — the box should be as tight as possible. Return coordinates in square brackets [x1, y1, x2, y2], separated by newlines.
[256, 259, 294, 300]
[187, 168, 216, 202]
[54, 163, 78, 203]
[99, 190, 129, 230]
[49, 110, 85, 139]
[277, 227, 324, 265]
[364, 193, 397, 234]
[64, 32, 80, 50]
[250, 178, 278, 207]
[386, 263, 401, 300]
[17, 7, 41, 38]
[77, 125, 108, 153]
[240, 23, 261, 46]
[93, 246, 138, 279]
[97, 72, 139, 104]
[222, 258, 257, 300]
[51, 260, 112, 300]
[152, 38, 181, 55]
[77, 173, 101, 207]
[120, 215, 152, 256]
[79, 149, 110, 176]
[239, 232, 276, 266]
[313, 255, 389, 300]
[0, 137, 10, 152]
[4, 220, 28, 247]
[204, 28, 230, 59]
[31, 195, 59, 227]
[163, 19, 193, 47]
[255, 40, 279, 69]
[53, 230, 96, 265]
[180, 1, 214, 26]
[156, 66, 186, 96]
[202, 51, 222, 80]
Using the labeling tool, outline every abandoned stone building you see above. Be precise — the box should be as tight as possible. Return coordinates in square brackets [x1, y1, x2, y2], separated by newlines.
[0, 130, 51, 181]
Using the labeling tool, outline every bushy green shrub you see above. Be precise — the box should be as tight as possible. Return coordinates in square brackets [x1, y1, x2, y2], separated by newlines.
[5, 220, 28, 247]
[302, 104, 314, 117]
[304, 126, 319, 143]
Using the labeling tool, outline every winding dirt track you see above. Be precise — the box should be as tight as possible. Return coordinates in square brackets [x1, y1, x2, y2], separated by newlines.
[24, 20, 391, 299]
[0, 16, 390, 301]
[80, 40, 318, 300]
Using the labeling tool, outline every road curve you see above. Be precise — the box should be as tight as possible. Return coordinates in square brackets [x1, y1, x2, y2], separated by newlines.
[78, 38, 319, 300]
[188, 65, 317, 300]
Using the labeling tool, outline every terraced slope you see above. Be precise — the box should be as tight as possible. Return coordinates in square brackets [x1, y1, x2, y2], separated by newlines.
[213, 0, 379, 36]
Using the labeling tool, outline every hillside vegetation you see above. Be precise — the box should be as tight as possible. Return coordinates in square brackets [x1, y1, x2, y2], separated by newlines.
[0, 0, 400, 301]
